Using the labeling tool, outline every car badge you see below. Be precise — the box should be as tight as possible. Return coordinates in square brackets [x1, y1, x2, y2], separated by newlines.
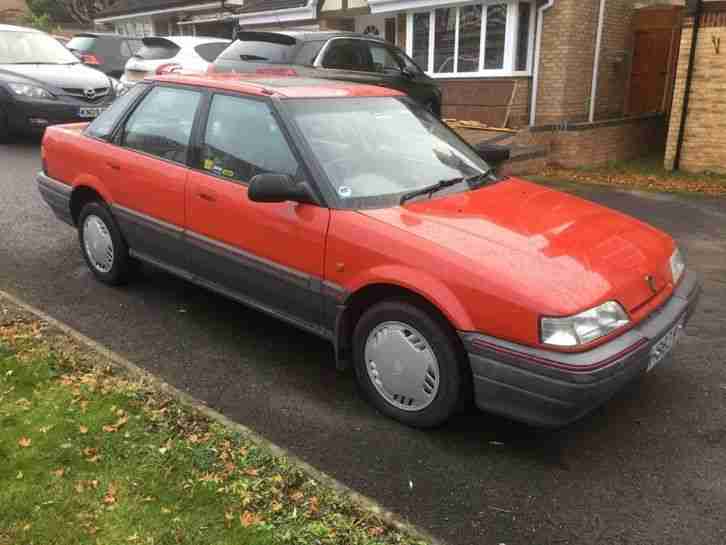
[84, 88, 97, 100]
[645, 274, 658, 294]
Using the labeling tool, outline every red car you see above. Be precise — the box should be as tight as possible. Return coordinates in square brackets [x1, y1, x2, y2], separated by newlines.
[38, 74, 701, 429]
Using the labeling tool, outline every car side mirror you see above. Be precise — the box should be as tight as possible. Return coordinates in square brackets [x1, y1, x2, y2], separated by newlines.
[248, 174, 316, 205]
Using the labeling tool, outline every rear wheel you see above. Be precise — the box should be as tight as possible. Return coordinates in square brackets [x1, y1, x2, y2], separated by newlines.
[78, 201, 131, 286]
[352, 299, 467, 428]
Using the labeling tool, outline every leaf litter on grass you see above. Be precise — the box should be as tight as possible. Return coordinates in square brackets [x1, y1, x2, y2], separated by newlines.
[0, 313, 431, 545]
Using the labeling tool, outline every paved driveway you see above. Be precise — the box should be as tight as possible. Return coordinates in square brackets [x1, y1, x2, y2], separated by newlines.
[1, 138, 725, 545]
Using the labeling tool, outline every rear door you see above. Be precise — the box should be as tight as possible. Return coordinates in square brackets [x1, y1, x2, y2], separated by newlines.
[109, 85, 203, 270]
[185, 92, 330, 330]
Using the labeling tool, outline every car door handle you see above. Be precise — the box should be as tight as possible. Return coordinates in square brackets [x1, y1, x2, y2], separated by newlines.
[197, 192, 217, 202]
[107, 162, 121, 171]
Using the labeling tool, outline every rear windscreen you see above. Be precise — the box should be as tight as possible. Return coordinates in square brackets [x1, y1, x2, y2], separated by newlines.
[218, 33, 297, 64]
[134, 40, 181, 60]
[67, 36, 97, 52]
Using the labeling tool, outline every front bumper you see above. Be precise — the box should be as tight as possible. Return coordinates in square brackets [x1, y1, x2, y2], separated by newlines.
[6, 95, 112, 135]
[461, 271, 702, 428]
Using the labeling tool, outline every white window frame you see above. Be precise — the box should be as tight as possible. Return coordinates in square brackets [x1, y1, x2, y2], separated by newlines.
[405, 0, 535, 79]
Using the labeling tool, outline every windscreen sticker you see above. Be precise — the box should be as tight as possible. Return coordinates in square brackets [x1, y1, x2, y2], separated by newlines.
[222, 169, 235, 178]
[338, 186, 353, 199]
[203, 159, 215, 171]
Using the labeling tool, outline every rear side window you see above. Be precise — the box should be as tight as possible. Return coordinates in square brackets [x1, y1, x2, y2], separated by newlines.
[322, 39, 373, 72]
[218, 33, 297, 64]
[85, 84, 147, 141]
[135, 40, 181, 61]
[67, 36, 97, 52]
[295, 40, 325, 65]
[200, 94, 298, 182]
[368, 42, 403, 73]
[122, 86, 201, 165]
[194, 42, 230, 63]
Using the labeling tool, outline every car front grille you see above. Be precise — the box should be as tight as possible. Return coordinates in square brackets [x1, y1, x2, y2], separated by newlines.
[62, 87, 110, 103]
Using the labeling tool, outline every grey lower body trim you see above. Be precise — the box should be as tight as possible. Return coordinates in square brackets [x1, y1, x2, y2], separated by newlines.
[129, 249, 333, 341]
[37, 172, 74, 226]
[462, 271, 702, 428]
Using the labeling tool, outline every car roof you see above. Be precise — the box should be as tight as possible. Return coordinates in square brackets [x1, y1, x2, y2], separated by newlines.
[153, 73, 404, 99]
[72, 32, 134, 39]
[147, 36, 231, 47]
[0, 24, 42, 33]
[237, 29, 389, 44]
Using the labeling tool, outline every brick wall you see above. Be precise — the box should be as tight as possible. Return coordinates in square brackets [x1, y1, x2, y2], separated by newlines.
[665, 7, 726, 173]
[0, 0, 27, 23]
[595, 0, 636, 118]
[518, 114, 666, 168]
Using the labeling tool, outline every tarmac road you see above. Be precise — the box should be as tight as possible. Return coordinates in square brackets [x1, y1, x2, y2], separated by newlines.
[1, 137, 725, 545]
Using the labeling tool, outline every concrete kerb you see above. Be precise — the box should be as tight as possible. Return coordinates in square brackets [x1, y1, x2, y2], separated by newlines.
[0, 288, 446, 545]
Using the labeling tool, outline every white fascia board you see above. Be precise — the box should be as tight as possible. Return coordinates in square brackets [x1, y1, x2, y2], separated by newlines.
[95, 2, 222, 23]
[237, 0, 319, 26]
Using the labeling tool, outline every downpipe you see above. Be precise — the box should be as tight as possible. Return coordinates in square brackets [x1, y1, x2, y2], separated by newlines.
[529, 0, 555, 126]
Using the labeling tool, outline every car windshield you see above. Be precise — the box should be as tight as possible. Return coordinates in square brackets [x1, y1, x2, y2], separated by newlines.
[284, 97, 491, 208]
[0, 30, 80, 64]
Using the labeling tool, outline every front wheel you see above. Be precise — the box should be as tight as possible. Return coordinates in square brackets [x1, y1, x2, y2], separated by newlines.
[78, 201, 132, 286]
[0, 109, 9, 144]
[352, 300, 468, 428]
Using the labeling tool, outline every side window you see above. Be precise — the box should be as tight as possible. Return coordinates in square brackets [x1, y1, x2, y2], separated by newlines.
[85, 83, 147, 141]
[368, 42, 403, 73]
[200, 94, 298, 183]
[296, 40, 325, 65]
[122, 86, 201, 164]
[194, 42, 229, 63]
[393, 49, 423, 75]
[322, 39, 373, 72]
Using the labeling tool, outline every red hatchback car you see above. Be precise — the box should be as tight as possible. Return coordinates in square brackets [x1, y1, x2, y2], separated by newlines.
[38, 74, 701, 428]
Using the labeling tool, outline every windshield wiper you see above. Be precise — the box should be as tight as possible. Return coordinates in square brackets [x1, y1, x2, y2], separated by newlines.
[400, 169, 496, 205]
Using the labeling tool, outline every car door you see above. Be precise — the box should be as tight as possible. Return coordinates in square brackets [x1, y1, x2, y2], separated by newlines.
[185, 92, 330, 331]
[365, 40, 416, 94]
[109, 85, 203, 271]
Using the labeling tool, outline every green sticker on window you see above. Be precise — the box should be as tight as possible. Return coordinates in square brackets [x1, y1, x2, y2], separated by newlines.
[203, 159, 214, 171]
[222, 169, 235, 178]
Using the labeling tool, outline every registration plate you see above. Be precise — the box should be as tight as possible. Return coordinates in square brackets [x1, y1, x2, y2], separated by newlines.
[79, 107, 104, 119]
[648, 319, 684, 372]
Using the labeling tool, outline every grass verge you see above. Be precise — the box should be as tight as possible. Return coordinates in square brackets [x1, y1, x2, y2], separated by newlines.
[531, 154, 726, 196]
[0, 307, 430, 545]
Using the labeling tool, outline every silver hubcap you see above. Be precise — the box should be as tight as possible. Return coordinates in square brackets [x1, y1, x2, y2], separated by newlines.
[83, 215, 114, 273]
[364, 321, 440, 412]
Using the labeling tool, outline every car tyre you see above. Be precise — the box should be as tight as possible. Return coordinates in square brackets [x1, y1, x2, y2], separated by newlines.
[78, 201, 131, 286]
[352, 299, 468, 428]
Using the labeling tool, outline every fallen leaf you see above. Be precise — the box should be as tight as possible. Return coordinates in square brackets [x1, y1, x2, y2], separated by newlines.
[289, 490, 304, 503]
[240, 511, 264, 527]
[52, 468, 65, 478]
[103, 483, 118, 505]
[271, 501, 283, 512]
[368, 527, 385, 537]
[79, 425, 89, 434]
[243, 468, 258, 477]
[308, 496, 320, 516]
[18, 437, 31, 448]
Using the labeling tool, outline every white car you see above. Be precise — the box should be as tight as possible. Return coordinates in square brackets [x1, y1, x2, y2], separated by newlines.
[120, 36, 230, 87]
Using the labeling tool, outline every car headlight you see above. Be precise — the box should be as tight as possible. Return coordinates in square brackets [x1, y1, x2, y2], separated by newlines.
[670, 247, 685, 285]
[541, 301, 630, 347]
[7, 83, 56, 100]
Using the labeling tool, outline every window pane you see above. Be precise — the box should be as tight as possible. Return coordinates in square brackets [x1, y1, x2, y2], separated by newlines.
[370, 43, 402, 73]
[322, 39, 372, 71]
[458, 5, 482, 73]
[86, 84, 147, 141]
[485, 4, 507, 70]
[123, 86, 201, 164]
[517, 2, 531, 71]
[433, 8, 455, 74]
[412, 12, 430, 72]
[201, 95, 298, 182]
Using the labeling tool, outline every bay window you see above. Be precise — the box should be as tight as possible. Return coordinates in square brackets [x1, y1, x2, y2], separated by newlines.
[406, 0, 535, 77]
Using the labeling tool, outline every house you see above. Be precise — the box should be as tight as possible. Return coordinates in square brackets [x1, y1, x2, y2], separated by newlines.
[95, 0, 685, 169]
[665, 0, 726, 173]
[0, 0, 28, 24]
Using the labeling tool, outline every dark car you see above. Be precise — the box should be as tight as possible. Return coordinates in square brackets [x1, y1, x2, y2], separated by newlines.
[67, 33, 143, 79]
[212, 30, 443, 116]
[0, 25, 118, 142]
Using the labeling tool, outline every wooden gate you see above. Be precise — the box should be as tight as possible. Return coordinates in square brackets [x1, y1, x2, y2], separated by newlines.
[627, 6, 683, 115]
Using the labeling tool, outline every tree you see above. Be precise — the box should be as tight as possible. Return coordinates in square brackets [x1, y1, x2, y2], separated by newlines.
[26, 0, 74, 23]
[57, 0, 119, 26]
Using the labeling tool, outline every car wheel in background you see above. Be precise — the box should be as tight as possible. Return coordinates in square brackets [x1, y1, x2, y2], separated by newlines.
[78, 201, 131, 286]
[352, 299, 468, 428]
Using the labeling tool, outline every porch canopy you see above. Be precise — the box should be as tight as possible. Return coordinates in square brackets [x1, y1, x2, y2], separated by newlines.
[236, 0, 319, 26]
